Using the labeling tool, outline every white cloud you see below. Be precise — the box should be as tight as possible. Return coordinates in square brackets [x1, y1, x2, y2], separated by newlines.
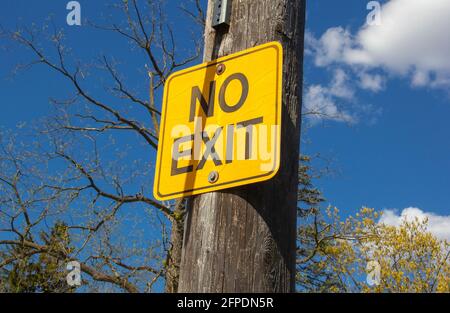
[358, 72, 385, 92]
[308, 0, 450, 89]
[304, 67, 383, 124]
[329, 68, 355, 99]
[304, 85, 354, 124]
[308, 27, 353, 67]
[379, 207, 450, 241]
[304, 69, 356, 124]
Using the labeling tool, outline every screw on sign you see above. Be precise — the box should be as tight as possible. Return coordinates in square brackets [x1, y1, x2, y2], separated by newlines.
[153, 42, 283, 201]
[208, 171, 219, 184]
[216, 63, 226, 75]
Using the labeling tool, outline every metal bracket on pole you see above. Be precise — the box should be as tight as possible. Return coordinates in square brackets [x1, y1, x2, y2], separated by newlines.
[212, 0, 231, 29]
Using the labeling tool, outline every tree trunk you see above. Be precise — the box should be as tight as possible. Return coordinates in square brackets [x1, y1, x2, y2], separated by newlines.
[164, 200, 185, 293]
[178, 0, 306, 292]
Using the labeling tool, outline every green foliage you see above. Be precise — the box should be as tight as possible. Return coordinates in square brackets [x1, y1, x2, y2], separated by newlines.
[296, 156, 449, 292]
[1, 222, 76, 293]
[296, 155, 345, 292]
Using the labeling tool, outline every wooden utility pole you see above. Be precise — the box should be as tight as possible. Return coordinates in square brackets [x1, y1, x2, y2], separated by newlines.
[178, 0, 306, 292]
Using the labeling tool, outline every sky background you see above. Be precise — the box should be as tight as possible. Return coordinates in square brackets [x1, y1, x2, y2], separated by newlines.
[302, 0, 450, 239]
[1, 0, 449, 246]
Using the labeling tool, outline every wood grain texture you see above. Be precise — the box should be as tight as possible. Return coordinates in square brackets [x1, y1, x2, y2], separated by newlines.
[178, 0, 306, 293]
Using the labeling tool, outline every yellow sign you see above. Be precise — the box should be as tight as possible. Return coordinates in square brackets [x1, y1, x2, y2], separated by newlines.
[154, 42, 282, 200]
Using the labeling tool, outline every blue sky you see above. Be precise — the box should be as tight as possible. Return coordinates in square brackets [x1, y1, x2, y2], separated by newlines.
[302, 0, 450, 239]
[1, 0, 449, 248]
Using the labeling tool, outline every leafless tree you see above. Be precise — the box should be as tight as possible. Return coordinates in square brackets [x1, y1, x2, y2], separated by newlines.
[0, 0, 204, 292]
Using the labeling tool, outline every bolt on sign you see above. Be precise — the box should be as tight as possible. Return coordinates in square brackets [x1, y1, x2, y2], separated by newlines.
[154, 42, 283, 200]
